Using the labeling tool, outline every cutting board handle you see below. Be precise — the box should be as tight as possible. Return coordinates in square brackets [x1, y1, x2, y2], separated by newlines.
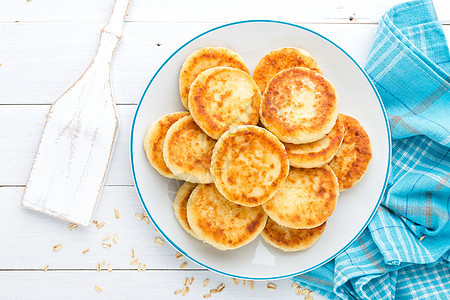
[103, 0, 132, 39]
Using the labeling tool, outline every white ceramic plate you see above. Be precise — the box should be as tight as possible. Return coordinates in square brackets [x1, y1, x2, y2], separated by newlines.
[131, 20, 391, 280]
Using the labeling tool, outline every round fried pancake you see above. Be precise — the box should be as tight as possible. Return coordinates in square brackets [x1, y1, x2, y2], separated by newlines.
[179, 47, 249, 109]
[328, 114, 372, 191]
[173, 182, 202, 240]
[260, 67, 339, 144]
[253, 47, 322, 93]
[285, 114, 345, 168]
[143, 111, 190, 178]
[186, 184, 267, 250]
[163, 116, 215, 183]
[262, 166, 339, 229]
[189, 67, 262, 139]
[261, 218, 326, 251]
[211, 125, 289, 207]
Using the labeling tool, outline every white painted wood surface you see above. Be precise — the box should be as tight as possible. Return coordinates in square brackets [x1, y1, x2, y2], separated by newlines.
[22, 0, 131, 226]
[1, 0, 449, 298]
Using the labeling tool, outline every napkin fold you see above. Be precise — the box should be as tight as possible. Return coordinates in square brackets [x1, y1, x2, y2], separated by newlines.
[292, 0, 450, 299]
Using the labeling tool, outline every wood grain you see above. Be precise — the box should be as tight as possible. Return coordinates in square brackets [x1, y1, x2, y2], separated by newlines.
[0, 271, 303, 299]
[3, 0, 406, 23]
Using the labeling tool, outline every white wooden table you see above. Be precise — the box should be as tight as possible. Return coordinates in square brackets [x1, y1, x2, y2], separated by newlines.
[1, 0, 449, 298]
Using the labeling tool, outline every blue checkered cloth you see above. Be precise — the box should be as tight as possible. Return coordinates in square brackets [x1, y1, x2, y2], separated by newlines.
[292, 0, 450, 299]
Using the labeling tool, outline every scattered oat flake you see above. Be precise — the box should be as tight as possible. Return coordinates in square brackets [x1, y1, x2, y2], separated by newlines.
[232, 278, 239, 285]
[176, 252, 183, 259]
[131, 249, 135, 258]
[188, 277, 194, 285]
[53, 244, 62, 251]
[184, 277, 189, 286]
[138, 262, 142, 272]
[43, 265, 49, 271]
[267, 283, 277, 290]
[217, 283, 225, 292]
[419, 235, 425, 242]
[305, 295, 314, 300]
[203, 294, 211, 299]
[296, 286, 302, 295]
[142, 264, 146, 272]
[95, 284, 102, 292]
[210, 289, 218, 294]
[174, 289, 182, 295]
[83, 248, 90, 254]
[203, 279, 210, 287]
[301, 288, 310, 295]
[155, 237, 164, 245]
[68, 223, 78, 231]
[102, 242, 111, 248]
[103, 235, 110, 241]
[101, 260, 106, 267]
[114, 209, 119, 219]
[93, 220, 98, 225]
[97, 262, 101, 271]
[309, 291, 315, 296]
[107, 264, 112, 272]
[143, 216, 150, 224]
[248, 280, 254, 290]
[130, 258, 139, 266]
[182, 287, 189, 296]
[142, 211, 148, 217]
[135, 213, 143, 221]
[180, 262, 188, 269]
[96, 222, 105, 229]
[242, 279, 246, 285]
[112, 234, 118, 244]
[291, 282, 298, 288]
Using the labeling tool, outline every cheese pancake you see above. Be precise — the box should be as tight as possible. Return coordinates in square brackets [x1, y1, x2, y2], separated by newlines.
[143, 112, 190, 178]
[210, 125, 289, 207]
[260, 67, 339, 144]
[187, 184, 267, 250]
[163, 116, 215, 183]
[173, 182, 201, 240]
[328, 114, 372, 191]
[262, 166, 339, 229]
[285, 114, 345, 168]
[253, 47, 322, 93]
[261, 218, 326, 251]
[179, 47, 249, 109]
[189, 67, 262, 140]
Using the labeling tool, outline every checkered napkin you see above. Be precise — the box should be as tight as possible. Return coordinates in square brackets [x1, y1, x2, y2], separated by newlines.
[292, 0, 450, 299]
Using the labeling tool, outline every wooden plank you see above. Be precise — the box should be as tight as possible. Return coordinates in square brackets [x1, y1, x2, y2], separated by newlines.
[0, 186, 202, 270]
[0, 105, 135, 186]
[0, 270, 324, 299]
[2, 0, 405, 23]
[0, 22, 380, 105]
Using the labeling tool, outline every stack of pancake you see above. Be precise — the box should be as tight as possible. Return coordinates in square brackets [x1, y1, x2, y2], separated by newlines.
[143, 47, 372, 252]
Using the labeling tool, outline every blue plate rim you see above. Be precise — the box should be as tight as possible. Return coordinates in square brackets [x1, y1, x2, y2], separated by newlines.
[130, 19, 392, 280]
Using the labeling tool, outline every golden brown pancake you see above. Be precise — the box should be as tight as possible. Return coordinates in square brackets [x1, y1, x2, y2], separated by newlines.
[328, 114, 372, 191]
[186, 184, 267, 250]
[163, 116, 215, 183]
[260, 67, 339, 144]
[262, 166, 339, 229]
[210, 125, 289, 207]
[179, 47, 249, 110]
[143, 112, 190, 178]
[261, 218, 326, 251]
[189, 67, 262, 140]
[285, 114, 345, 168]
[253, 47, 322, 94]
[173, 182, 201, 240]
